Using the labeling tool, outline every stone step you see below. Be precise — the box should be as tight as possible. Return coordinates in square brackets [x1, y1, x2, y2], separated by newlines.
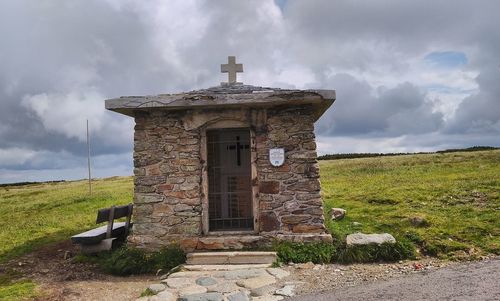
[186, 251, 277, 265]
[183, 264, 271, 272]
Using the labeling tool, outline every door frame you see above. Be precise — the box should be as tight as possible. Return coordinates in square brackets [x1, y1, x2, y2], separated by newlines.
[200, 120, 258, 235]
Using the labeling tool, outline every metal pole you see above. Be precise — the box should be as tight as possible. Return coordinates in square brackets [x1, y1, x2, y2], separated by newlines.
[87, 119, 92, 195]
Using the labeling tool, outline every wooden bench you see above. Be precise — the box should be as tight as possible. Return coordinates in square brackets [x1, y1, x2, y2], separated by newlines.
[71, 204, 133, 253]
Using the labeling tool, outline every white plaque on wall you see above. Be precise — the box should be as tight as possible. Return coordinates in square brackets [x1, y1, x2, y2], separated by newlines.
[269, 148, 285, 167]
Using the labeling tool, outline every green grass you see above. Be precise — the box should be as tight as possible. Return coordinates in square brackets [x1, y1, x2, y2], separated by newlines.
[274, 241, 336, 264]
[0, 177, 133, 263]
[0, 269, 38, 301]
[0, 150, 498, 299]
[0, 177, 133, 300]
[321, 150, 500, 258]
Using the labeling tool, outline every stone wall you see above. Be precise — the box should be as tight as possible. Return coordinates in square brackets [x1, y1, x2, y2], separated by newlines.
[128, 105, 331, 251]
[129, 110, 203, 250]
[257, 105, 327, 236]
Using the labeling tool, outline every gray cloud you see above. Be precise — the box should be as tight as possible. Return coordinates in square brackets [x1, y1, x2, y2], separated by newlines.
[316, 74, 443, 136]
[0, 0, 498, 183]
[445, 65, 500, 134]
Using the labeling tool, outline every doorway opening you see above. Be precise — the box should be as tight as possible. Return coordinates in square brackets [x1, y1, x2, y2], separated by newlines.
[207, 128, 253, 231]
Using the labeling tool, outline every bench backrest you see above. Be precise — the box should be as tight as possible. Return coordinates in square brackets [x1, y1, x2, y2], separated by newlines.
[96, 204, 133, 239]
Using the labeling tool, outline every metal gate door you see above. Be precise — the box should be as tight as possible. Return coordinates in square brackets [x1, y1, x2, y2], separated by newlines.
[207, 129, 253, 231]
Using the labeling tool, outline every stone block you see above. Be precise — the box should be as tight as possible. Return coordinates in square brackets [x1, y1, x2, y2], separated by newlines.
[329, 208, 346, 220]
[304, 207, 323, 216]
[135, 193, 163, 204]
[259, 181, 280, 194]
[180, 238, 199, 250]
[281, 215, 310, 225]
[157, 183, 174, 192]
[260, 212, 280, 232]
[196, 239, 225, 250]
[346, 233, 396, 246]
[292, 224, 324, 233]
[286, 180, 320, 192]
[152, 203, 173, 216]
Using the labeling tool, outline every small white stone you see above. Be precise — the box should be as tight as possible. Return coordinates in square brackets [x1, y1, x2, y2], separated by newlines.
[148, 283, 166, 294]
[346, 233, 396, 246]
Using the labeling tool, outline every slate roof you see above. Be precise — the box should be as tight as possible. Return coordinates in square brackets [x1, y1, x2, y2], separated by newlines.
[105, 84, 335, 120]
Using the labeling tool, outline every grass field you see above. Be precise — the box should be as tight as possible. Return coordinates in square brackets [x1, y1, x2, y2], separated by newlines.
[322, 150, 500, 258]
[0, 177, 133, 263]
[0, 150, 498, 299]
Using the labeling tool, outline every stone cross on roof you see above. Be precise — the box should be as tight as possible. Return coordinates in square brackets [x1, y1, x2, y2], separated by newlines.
[221, 56, 243, 85]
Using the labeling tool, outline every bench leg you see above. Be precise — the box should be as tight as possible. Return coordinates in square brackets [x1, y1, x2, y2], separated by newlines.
[80, 238, 117, 254]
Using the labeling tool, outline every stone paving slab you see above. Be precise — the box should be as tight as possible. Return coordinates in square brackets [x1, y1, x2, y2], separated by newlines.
[138, 264, 293, 301]
[163, 277, 194, 289]
[207, 282, 241, 293]
[178, 292, 224, 301]
[178, 284, 208, 296]
[236, 275, 277, 290]
[223, 269, 269, 280]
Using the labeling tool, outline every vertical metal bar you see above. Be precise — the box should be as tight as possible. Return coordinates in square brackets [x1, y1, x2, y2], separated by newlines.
[87, 119, 92, 196]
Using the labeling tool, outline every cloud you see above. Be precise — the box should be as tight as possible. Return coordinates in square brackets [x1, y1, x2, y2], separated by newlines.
[445, 65, 500, 134]
[316, 74, 443, 136]
[22, 90, 106, 141]
[0, 0, 499, 183]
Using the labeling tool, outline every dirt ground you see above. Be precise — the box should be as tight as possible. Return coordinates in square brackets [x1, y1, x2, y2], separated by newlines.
[1, 241, 154, 301]
[2, 241, 496, 301]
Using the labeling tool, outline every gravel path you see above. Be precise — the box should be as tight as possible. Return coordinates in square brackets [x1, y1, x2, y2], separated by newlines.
[291, 258, 500, 301]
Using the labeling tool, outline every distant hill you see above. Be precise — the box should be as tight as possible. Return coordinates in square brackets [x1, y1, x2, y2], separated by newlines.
[0, 180, 66, 188]
[318, 146, 499, 161]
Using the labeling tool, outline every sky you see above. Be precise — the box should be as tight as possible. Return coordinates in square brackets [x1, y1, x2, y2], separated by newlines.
[0, 0, 499, 183]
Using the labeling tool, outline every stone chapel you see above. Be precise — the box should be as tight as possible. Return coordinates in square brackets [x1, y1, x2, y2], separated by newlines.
[105, 57, 336, 251]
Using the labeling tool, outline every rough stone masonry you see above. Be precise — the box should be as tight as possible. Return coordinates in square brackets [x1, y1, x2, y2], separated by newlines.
[105, 64, 336, 251]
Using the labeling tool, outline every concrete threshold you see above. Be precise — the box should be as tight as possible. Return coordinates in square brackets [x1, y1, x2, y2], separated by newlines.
[183, 264, 271, 272]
